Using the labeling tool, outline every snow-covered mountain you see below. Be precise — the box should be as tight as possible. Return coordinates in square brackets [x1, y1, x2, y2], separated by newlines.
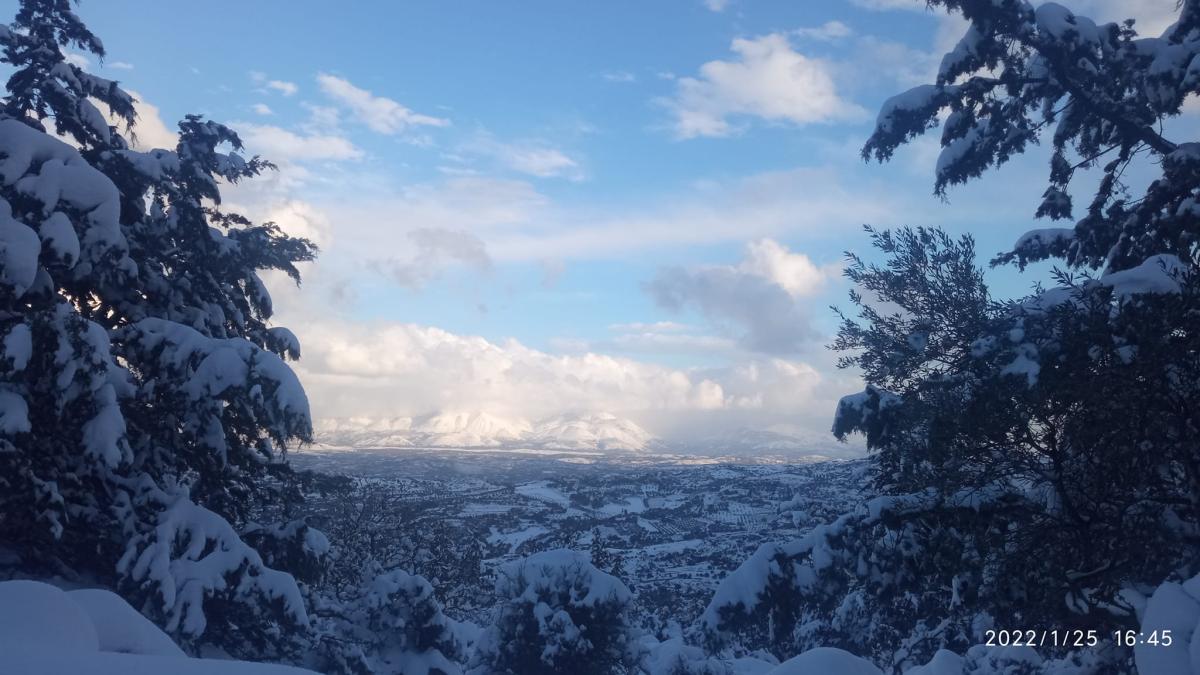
[312, 413, 860, 458]
[313, 412, 658, 452]
[529, 413, 657, 452]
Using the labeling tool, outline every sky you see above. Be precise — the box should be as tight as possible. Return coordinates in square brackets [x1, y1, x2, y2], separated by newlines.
[37, 0, 1188, 441]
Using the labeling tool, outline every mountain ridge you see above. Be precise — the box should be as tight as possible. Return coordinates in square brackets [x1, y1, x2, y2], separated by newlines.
[312, 412, 860, 458]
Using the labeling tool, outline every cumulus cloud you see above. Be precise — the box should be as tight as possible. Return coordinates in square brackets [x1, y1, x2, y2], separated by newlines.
[102, 90, 178, 151]
[739, 239, 833, 298]
[252, 103, 273, 116]
[372, 228, 493, 289]
[317, 73, 449, 134]
[280, 313, 847, 439]
[664, 33, 866, 138]
[645, 239, 837, 355]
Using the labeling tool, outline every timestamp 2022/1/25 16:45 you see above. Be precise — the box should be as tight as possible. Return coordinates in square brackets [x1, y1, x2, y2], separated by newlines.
[984, 629, 1174, 648]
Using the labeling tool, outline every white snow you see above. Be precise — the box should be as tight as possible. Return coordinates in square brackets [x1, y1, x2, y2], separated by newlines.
[3, 323, 31, 370]
[0, 119, 126, 264]
[0, 580, 99, 653]
[765, 647, 882, 675]
[416, 410, 532, 447]
[875, 84, 943, 135]
[904, 649, 964, 675]
[499, 549, 632, 608]
[38, 210, 80, 265]
[0, 389, 30, 434]
[2, 650, 321, 675]
[936, 117, 988, 182]
[1035, 3, 1101, 46]
[515, 480, 571, 507]
[531, 412, 656, 451]
[0, 580, 318, 674]
[1101, 254, 1188, 300]
[67, 588, 185, 657]
[1001, 342, 1041, 386]
[0, 199, 42, 296]
[117, 495, 308, 638]
[1137, 579, 1200, 675]
[487, 524, 549, 553]
[1013, 227, 1074, 252]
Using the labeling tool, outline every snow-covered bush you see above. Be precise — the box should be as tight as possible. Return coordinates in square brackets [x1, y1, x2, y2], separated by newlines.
[354, 569, 466, 675]
[306, 567, 465, 675]
[469, 549, 637, 675]
[0, 0, 319, 659]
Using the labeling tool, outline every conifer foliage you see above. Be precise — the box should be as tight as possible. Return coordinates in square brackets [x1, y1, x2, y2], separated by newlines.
[703, 1, 1200, 671]
[0, 0, 319, 657]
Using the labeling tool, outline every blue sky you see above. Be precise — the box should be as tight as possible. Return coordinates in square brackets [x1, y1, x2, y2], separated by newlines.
[45, 0, 1186, 440]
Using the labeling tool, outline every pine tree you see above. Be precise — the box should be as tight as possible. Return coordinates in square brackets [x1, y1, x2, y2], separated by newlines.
[705, 1, 1200, 671]
[0, 0, 319, 659]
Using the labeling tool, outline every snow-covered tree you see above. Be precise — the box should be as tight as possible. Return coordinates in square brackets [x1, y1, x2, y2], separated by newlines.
[705, 1, 1200, 670]
[469, 549, 637, 675]
[864, 0, 1200, 276]
[0, 0, 319, 659]
[307, 567, 466, 675]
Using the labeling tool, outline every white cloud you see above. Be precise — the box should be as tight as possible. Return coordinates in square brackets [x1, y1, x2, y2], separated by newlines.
[739, 238, 836, 298]
[289, 320, 728, 421]
[252, 103, 273, 116]
[1058, 0, 1179, 35]
[63, 52, 132, 73]
[233, 122, 363, 162]
[64, 52, 90, 69]
[317, 73, 449, 134]
[795, 20, 854, 41]
[107, 91, 178, 151]
[267, 80, 298, 96]
[645, 239, 837, 355]
[703, 0, 731, 11]
[664, 33, 866, 138]
[274, 309, 846, 438]
[262, 199, 334, 248]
